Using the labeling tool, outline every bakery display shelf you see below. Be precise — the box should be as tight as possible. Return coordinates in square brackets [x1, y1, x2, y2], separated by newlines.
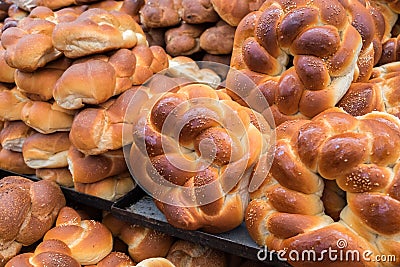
[111, 186, 292, 267]
[0, 169, 114, 211]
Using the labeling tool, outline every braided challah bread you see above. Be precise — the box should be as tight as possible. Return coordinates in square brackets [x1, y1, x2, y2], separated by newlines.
[228, 0, 390, 125]
[5, 239, 81, 267]
[43, 206, 113, 265]
[127, 76, 273, 233]
[246, 107, 400, 266]
[0, 176, 65, 266]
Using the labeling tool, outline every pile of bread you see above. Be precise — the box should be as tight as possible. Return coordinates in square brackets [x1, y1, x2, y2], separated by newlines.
[2, 0, 400, 266]
[0, 176, 264, 267]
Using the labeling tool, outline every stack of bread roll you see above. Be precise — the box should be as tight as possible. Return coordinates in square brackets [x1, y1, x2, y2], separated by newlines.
[137, 0, 264, 65]
[0, 1, 173, 200]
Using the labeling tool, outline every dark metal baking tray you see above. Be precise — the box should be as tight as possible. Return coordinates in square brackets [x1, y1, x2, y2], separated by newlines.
[0, 169, 115, 211]
[111, 186, 292, 266]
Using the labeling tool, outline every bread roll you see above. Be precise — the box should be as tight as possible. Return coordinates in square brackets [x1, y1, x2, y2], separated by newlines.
[0, 148, 35, 174]
[15, 57, 72, 101]
[102, 214, 174, 263]
[74, 172, 135, 201]
[53, 49, 136, 110]
[166, 240, 227, 267]
[0, 6, 81, 71]
[131, 45, 169, 85]
[0, 121, 36, 152]
[86, 251, 135, 267]
[52, 8, 147, 58]
[0, 176, 66, 266]
[0, 87, 31, 121]
[43, 206, 113, 265]
[199, 20, 235, 55]
[0, 46, 15, 83]
[210, 0, 265, 26]
[68, 147, 128, 184]
[22, 132, 71, 169]
[165, 23, 205, 56]
[69, 88, 138, 155]
[36, 168, 74, 187]
[181, 0, 218, 24]
[21, 101, 75, 134]
[140, 0, 182, 28]
[89, 0, 144, 22]
[4, 239, 81, 267]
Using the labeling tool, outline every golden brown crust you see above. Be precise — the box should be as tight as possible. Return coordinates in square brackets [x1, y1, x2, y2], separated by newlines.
[228, 0, 372, 124]
[5, 239, 81, 267]
[22, 132, 71, 169]
[52, 8, 147, 58]
[128, 81, 271, 233]
[0, 6, 82, 71]
[43, 206, 113, 266]
[166, 240, 227, 267]
[211, 0, 265, 26]
[165, 23, 205, 56]
[74, 172, 135, 201]
[67, 146, 128, 184]
[20, 101, 75, 134]
[0, 87, 31, 121]
[53, 49, 136, 110]
[15, 57, 72, 101]
[92, 251, 135, 267]
[36, 168, 74, 188]
[119, 224, 174, 262]
[136, 257, 176, 267]
[0, 148, 35, 174]
[0, 46, 15, 84]
[199, 20, 236, 55]
[246, 107, 400, 266]
[139, 0, 182, 28]
[181, 0, 218, 24]
[0, 121, 36, 153]
[0, 176, 65, 263]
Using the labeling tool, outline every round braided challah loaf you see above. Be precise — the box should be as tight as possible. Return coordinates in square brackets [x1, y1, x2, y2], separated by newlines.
[228, 0, 388, 125]
[126, 71, 274, 233]
[246, 107, 400, 266]
[5, 239, 81, 267]
[0, 176, 66, 266]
